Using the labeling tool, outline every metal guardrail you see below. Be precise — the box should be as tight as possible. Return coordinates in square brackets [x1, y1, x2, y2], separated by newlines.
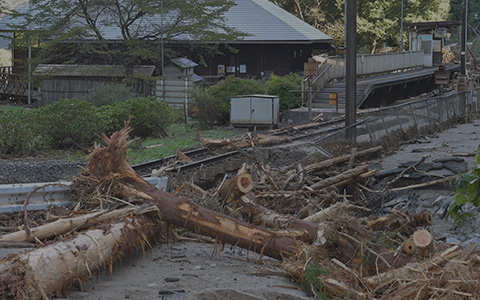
[0, 177, 168, 213]
[312, 90, 477, 156]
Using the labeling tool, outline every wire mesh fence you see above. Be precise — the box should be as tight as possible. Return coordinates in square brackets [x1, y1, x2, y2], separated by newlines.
[312, 90, 477, 156]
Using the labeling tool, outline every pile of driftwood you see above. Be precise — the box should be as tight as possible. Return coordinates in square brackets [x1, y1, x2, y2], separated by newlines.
[0, 127, 479, 299]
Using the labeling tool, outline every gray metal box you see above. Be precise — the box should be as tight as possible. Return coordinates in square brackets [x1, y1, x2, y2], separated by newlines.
[230, 95, 280, 127]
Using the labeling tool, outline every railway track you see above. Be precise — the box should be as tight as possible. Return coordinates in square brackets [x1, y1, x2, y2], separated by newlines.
[131, 118, 346, 183]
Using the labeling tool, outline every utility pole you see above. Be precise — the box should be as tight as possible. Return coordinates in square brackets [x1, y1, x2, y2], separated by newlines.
[346, 0, 357, 144]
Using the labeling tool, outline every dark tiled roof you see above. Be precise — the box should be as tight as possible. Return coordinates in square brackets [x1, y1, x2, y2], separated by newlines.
[33, 64, 157, 77]
[0, 0, 332, 43]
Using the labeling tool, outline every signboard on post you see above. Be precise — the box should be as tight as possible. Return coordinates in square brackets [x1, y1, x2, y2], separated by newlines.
[304, 58, 317, 77]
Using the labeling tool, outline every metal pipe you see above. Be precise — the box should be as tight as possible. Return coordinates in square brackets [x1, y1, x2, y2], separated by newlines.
[345, 0, 357, 144]
[161, 0, 165, 100]
[27, 0, 32, 105]
[344, 0, 347, 49]
[461, 0, 466, 75]
[400, 0, 404, 52]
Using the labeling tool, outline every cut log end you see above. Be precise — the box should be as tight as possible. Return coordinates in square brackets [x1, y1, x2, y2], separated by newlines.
[413, 229, 434, 258]
[413, 211, 433, 227]
[403, 238, 416, 255]
[218, 172, 254, 203]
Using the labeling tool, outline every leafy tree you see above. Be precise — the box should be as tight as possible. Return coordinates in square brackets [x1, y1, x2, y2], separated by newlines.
[271, 0, 451, 53]
[3, 0, 246, 70]
[449, 0, 480, 43]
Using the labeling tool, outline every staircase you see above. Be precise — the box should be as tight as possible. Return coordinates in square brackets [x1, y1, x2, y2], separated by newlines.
[311, 81, 371, 110]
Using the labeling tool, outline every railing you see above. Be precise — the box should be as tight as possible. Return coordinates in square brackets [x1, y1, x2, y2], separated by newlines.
[311, 91, 476, 157]
[327, 51, 425, 80]
[303, 51, 427, 111]
[0, 66, 28, 98]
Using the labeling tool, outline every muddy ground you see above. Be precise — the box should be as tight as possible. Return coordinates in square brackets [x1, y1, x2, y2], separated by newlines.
[1, 119, 479, 300]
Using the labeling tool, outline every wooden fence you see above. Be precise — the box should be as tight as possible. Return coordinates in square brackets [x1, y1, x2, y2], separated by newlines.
[0, 66, 29, 100]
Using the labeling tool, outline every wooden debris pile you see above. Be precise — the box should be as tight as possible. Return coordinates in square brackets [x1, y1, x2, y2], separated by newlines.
[0, 126, 478, 300]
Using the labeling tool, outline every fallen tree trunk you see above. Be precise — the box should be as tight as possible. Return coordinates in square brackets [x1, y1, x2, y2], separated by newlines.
[304, 146, 383, 174]
[333, 169, 379, 188]
[0, 206, 155, 243]
[310, 165, 370, 190]
[85, 127, 303, 260]
[235, 195, 319, 243]
[201, 134, 288, 150]
[0, 215, 161, 300]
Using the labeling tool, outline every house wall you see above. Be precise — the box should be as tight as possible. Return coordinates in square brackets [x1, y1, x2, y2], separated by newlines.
[192, 43, 330, 81]
[38, 77, 107, 104]
[38, 77, 153, 105]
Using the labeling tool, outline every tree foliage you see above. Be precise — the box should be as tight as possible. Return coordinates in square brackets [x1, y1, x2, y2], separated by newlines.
[271, 0, 451, 53]
[449, 144, 480, 223]
[4, 0, 246, 68]
[449, 0, 480, 43]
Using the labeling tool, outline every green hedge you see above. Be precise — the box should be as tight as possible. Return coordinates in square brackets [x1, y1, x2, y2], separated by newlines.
[101, 97, 173, 138]
[0, 109, 46, 155]
[193, 76, 264, 127]
[37, 99, 105, 149]
[0, 97, 173, 154]
[265, 73, 303, 111]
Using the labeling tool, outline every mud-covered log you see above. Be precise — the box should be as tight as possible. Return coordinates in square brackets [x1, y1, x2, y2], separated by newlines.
[365, 245, 462, 288]
[0, 215, 161, 300]
[365, 210, 433, 231]
[304, 146, 383, 174]
[86, 127, 301, 260]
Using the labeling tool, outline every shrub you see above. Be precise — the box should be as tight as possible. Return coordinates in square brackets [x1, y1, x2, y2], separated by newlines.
[0, 109, 46, 155]
[102, 97, 173, 138]
[265, 73, 303, 111]
[205, 76, 264, 125]
[36, 99, 105, 149]
[190, 87, 224, 129]
[85, 82, 137, 107]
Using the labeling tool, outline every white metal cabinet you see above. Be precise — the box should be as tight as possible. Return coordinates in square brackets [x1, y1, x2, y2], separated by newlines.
[230, 95, 280, 127]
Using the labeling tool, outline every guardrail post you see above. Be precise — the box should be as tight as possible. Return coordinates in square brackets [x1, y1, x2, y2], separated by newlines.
[379, 110, 389, 135]
[308, 78, 313, 121]
[365, 120, 376, 146]
[394, 106, 404, 132]
[425, 99, 432, 127]
[408, 103, 420, 134]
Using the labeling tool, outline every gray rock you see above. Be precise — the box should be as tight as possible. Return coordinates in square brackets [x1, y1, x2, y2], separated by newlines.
[446, 237, 461, 244]
[432, 162, 443, 170]
[442, 160, 468, 174]
[461, 237, 480, 251]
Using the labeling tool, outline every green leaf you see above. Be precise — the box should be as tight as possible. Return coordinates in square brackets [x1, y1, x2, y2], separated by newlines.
[454, 193, 468, 206]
